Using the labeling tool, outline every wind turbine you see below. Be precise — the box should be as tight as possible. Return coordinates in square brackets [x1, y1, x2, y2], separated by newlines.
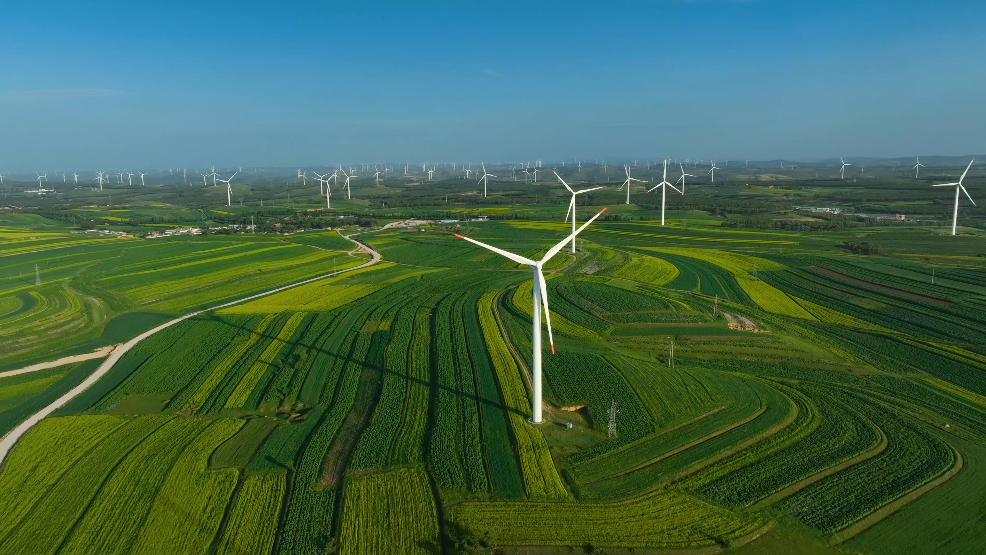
[455, 207, 608, 423]
[932, 159, 976, 236]
[312, 172, 328, 195]
[198, 172, 208, 186]
[73, 172, 79, 184]
[478, 163, 496, 197]
[124, 171, 133, 186]
[299, 171, 309, 187]
[138, 171, 147, 187]
[36, 173, 46, 188]
[342, 169, 355, 197]
[708, 161, 720, 183]
[553, 170, 604, 253]
[913, 157, 926, 178]
[676, 164, 696, 194]
[840, 158, 851, 180]
[619, 165, 646, 205]
[372, 170, 383, 185]
[217, 172, 237, 207]
[646, 159, 683, 225]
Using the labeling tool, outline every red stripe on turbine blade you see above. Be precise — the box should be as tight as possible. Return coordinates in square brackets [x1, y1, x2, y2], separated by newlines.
[598, 207, 608, 214]
[551, 344, 555, 354]
[454, 234, 465, 238]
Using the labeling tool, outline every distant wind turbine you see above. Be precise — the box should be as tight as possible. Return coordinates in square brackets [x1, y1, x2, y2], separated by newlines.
[840, 158, 852, 180]
[138, 171, 147, 187]
[217, 172, 237, 206]
[553, 169, 604, 253]
[646, 159, 683, 225]
[478, 163, 496, 197]
[913, 157, 926, 178]
[708, 161, 720, 183]
[676, 164, 696, 194]
[619, 165, 646, 205]
[932, 159, 976, 236]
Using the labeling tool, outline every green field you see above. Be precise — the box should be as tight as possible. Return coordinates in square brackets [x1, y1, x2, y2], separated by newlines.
[0, 174, 984, 554]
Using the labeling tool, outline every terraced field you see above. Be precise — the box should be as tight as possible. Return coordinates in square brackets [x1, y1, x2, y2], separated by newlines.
[0, 217, 982, 554]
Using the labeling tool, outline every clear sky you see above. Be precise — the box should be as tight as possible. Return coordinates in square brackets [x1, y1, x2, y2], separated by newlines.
[2, 1, 984, 170]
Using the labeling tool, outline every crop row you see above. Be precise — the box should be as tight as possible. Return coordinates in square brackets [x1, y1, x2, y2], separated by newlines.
[570, 373, 763, 485]
[678, 381, 816, 492]
[338, 467, 440, 555]
[349, 304, 418, 469]
[461, 289, 523, 498]
[778, 390, 955, 533]
[277, 298, 395, 553]
[130, 419, 243, 554]
[610, 254, 680, 285]
[478, 290, 569, 500]
[225, 312, 308, 409]
[510, 279, 597, 339]
[581, 381, 794, 501]
[217, 472, 286, 555]
[429, 295, 469, 491]
[0, 416, 168, 554]
[451, 486, 764, 549]
[58, 417, 210, 555]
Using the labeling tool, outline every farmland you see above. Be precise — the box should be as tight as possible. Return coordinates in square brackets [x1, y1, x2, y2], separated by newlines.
[0, 193, 984, 555]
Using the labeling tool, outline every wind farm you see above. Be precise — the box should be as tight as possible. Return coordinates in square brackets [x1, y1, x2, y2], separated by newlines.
[2, 2, 986, 555]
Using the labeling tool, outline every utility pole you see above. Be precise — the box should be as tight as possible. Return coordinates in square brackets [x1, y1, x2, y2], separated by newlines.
[669, 339, 675, 368]
[607, 400, 619, 437]
[35, 264, 41, 286]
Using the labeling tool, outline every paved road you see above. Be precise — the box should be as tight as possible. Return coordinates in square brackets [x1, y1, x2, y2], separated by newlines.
[0, 234, 381, 467]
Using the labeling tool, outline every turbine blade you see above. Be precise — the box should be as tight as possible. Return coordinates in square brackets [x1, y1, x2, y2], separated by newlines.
[960, 184, 977, 206]
[564, 198, 573, 223]
[454, 234, 536, 266]
[575, 186, 605, 194]
[552, 170, 574, 193]
[959, 158, 975, 183]
[536, 268, 555, 354]
[931, 183, 959, 187]
[541, 207, 607, 264]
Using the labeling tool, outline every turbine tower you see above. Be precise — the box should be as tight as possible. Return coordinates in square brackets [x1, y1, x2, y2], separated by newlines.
[646, 159, 683, 225]
[455, 207, 608, 423]
[342, 170, 355, 197]
[840, 158, 852, 180]
[619, 165, 646, 205]
[553, 170, 604, 253]
[932, 159, 976, 236]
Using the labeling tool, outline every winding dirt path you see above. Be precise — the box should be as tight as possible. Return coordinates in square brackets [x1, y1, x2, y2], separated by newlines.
[0, 345, 122, 379]
[0, 233, 381, 467]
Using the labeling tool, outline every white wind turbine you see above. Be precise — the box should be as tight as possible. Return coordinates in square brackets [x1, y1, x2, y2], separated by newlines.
[198, 172, 208, 186]
[312, 172, 328, 195]
[372, 170, 383, 185]
[455, 207, 608, 423]
[95, 172, 105, 190]
[73, 172, 79, 184]
[217, 172, 237, 206]
[708, 161, 720, 183]
[478, 163, 496, 197]
[36, 173, 46, 188]
[913, 156, 926, 178]
[619, 165, 646, 205]
[553, 170, 604, 253]
[299, 171, 309, 187]
[840, 158, 851, 180]
[124, 171, 133, 186]
[932, 159, 976, 236]
[676, 164, 696, 194]
[646, 159, 683, 225]
[138, 171, 147, 187]
[342, 170, 355, 197]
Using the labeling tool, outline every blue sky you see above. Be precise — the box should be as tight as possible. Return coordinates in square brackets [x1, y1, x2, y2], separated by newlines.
[2, 1, 984, 170]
